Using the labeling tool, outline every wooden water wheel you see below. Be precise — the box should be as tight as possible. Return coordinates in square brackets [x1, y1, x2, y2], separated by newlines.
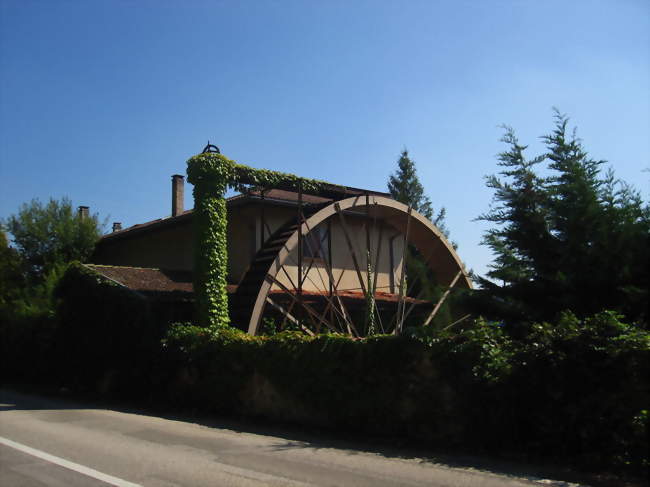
[232, 194, 471, 336]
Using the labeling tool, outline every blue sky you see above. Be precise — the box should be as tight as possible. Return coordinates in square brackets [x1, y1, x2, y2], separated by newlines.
[1, 0, 648, 277]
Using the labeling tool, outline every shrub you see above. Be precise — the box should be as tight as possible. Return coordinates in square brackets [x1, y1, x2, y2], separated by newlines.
[161, 312, 648, 473]
[53, 262, 157, 394]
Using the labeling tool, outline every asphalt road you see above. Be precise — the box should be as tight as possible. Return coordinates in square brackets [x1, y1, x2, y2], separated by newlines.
[0, 389, 581, 487]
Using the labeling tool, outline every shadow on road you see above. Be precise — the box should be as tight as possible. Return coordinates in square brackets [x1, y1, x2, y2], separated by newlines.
[0, 386, 640, 487]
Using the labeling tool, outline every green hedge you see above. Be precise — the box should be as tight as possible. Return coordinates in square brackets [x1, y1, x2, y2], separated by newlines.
[53, 262, 158, 394]
[161, 313, 649, 473]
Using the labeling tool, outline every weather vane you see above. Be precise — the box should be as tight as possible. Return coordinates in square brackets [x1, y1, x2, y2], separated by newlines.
[202, 140, 221, 154]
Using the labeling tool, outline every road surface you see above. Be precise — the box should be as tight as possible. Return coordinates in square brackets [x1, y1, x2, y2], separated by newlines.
[0, 389, 581, 486]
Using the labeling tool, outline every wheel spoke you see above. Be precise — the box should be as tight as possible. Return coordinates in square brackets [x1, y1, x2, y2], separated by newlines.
[391, 245, 438, 329]
[335, 202, 367, 295]
[301, 215, 357, 334]
[395, 207, 412, 334]
[265, 273, 339, 333]
[423, 270, 463, 327]
[266, 297, 314, 336]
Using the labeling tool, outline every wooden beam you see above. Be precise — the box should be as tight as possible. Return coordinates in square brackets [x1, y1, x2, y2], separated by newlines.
[423, 270, 463, 327]
[395, 207, 412, 334]
[335, 202, 367, 295]
[301, 216, 357, 335]
[266, 297, 315, 336]
[265, 274, 340, 334]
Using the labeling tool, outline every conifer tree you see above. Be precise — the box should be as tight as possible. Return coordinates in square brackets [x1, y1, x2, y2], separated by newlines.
[474, 110, 649, 326]
[387, 149, 454, 327]
[388, 149, 448, 236]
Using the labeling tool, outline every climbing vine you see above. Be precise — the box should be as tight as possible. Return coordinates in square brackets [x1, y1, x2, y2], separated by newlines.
[186, 152, 341, 329]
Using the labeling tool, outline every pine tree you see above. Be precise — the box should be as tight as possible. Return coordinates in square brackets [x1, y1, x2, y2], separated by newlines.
[387, 149, 455, 327]
[473, 111, 649, 326]
[388, 149, 449, 236]
[473, 127, 553, 322]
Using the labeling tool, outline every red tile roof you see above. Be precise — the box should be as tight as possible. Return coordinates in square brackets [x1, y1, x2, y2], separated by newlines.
[85, 264, 238, 297]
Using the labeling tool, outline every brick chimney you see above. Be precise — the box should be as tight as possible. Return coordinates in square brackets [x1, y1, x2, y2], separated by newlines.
[112, 222, 122, 232]
[78, 206, 89, 221]
[172, 174, 184, 217]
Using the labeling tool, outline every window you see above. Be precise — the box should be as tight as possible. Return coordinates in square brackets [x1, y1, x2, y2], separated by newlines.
[303, 224, 329, 261]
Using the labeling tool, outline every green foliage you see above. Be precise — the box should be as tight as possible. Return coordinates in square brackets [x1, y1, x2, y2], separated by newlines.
[53, 262, 157, 393]
[231, 163, 330, 194]
[3, 197, 102, 282]
[191, 186, 231, 329]
[386, 150, 457, 324]
[387, 149, 448, 235]
[1, 199, 104, 383]
[160, 312, 648, 473]
[186, 152, 340, 329]
[0, 229, 24, 309]
[502, 311, 649, 469]
[475, 110, 649, 325]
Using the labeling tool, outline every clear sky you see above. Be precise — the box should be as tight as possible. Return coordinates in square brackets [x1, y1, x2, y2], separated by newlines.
[1, 0, 648, 278]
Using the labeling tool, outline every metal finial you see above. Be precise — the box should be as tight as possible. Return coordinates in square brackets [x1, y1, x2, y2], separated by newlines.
[202, 140, 220, 154]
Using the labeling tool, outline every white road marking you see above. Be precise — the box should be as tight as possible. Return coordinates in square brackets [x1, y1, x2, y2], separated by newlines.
[0, 436, 142, 487]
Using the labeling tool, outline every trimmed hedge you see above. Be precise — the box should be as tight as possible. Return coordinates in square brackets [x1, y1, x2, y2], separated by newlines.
[53, 262, 158, 394]
[161, 313, 649, 473]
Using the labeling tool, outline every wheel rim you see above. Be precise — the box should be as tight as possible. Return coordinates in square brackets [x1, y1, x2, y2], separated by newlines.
[239, 195, 471, 336]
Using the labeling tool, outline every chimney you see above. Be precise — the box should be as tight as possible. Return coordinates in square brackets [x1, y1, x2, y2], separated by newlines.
[112, 222, 122, 232]
[172, 174, 184, 217]
[78, 206, 89, 221]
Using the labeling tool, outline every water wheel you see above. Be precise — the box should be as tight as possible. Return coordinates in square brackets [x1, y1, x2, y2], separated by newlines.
[232, 195, 471, 336]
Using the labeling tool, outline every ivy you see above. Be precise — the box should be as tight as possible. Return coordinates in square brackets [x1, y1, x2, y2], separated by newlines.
[230, 164, 330, 194]
[186, 153, 342, 329]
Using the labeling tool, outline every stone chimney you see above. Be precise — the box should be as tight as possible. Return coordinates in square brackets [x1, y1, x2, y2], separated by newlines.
[78, 206, 89, 221]
[172, 174, 184, 217]
[112, 222, 122, 232]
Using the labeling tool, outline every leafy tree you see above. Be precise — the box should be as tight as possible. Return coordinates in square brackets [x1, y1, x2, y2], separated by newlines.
[4, 197, 103, 282]
[474, 110, 649, 326]
[0, 230, 25, 309]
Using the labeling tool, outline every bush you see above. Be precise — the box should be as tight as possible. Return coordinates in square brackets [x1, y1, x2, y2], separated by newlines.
[161, 312, 648, 473]
[53, 262, 158, 394]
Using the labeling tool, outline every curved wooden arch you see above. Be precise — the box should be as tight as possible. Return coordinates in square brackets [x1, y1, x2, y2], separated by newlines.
[246, 195, 472, 335]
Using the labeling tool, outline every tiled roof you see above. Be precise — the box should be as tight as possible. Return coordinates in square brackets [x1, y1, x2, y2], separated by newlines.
[85, 264, 194, 296]
[84, 264, 237, 297]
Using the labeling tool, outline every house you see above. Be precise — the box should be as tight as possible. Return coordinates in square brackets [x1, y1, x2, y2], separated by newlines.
[88, 171, 470, 334]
